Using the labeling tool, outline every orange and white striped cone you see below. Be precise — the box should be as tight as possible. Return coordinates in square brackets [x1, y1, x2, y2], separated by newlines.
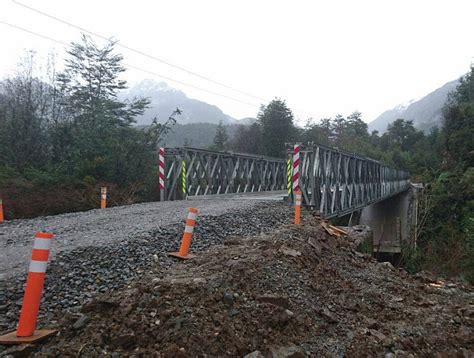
[0, 198, 4, 223]
[100, 187, 107, 209]
[0, 232, 57, 344]
[294, 190, 302, 225]
[168, 208, 198, 259]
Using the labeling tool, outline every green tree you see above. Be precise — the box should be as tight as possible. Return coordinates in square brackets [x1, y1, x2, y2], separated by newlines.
[303, 118, 331, 146]
[210, 120, 228, 151]
[0, 51, 56, 172]
[422, 66, 474, 282]
[339, 112, 372, 154]
[230, 122, 263, 154]
[257, 99, 296, 157]
[57, 35, 149, 128]
[381, 119, 423, 152]
[331, 114, 345, 146]
[54, 35, 151, 181]
[443, 67, 474, 171]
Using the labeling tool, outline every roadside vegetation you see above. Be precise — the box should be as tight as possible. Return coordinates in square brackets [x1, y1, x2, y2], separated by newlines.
[0, 36, 177, 217]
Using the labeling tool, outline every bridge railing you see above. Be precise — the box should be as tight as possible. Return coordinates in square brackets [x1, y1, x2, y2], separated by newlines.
[164, 147, 287, 200]
[288, 143, 410, 218]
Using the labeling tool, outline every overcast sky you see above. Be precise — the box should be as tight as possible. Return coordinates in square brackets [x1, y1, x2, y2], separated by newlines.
[0, 0, 473, 124]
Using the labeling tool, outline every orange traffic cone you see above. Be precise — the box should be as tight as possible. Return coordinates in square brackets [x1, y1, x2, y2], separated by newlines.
[294, 190, 302, 225]
[168, 208, 198, 259]
[0, 232, 57, 344]
[0, 198, 4, 223]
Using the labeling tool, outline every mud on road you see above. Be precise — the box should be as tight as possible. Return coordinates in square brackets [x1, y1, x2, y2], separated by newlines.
[6, 216, 472, 357]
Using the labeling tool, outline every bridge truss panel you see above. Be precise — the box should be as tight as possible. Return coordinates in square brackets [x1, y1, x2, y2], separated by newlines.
[164, 147, 287, 200]
[290, 143, 410, 218]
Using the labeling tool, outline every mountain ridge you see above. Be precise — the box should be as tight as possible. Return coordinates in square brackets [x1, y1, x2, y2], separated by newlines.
[120, 79, 250, 126]
[369, 79, 460, 133]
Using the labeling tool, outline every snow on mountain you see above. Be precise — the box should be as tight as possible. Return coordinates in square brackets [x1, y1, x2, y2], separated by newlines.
[369, 79, 460, 133]
[120, 79, 241, 126]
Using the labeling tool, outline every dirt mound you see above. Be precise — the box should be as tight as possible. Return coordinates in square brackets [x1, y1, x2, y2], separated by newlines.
[7, 219, 474, 357]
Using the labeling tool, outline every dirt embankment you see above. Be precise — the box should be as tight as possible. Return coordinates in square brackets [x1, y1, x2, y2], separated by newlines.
[5, 218, 474, 357]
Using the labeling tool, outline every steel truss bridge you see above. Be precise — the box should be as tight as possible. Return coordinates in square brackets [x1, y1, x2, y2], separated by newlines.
[162, 145, 409, 218]
[163, 147, 287, 201]
[291, 143, 409, 218]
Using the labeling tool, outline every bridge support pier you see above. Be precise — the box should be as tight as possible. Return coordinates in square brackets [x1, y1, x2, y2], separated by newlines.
[359, 184, 420, 254]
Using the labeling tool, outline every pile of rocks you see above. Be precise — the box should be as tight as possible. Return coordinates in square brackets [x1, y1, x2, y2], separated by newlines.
[0, 202, 292, 334]
[2, 204, 473, 357]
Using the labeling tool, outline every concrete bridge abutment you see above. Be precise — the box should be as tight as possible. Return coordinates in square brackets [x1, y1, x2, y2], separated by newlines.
[359, 184, 422, 255]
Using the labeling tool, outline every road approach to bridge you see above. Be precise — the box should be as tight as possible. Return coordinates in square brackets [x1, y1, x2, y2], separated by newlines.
[0, 193, 284, 280]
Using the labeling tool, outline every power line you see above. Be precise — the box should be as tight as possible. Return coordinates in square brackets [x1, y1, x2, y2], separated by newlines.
[11, 0, 322, 120]
[0, 20, 69, 47]
[12, 0, 268, 102]
[1, 19, 314, 121]
[0, 20, 260, 108]
[122, 63, 258, 107]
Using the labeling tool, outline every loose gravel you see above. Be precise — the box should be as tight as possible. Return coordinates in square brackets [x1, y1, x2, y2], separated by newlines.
[0, 196, 284, 279]
[0, 200, 292, 337]
[5, 217, 474, 357]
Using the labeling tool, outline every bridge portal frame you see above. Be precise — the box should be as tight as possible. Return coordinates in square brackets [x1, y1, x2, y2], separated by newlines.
[164, 147, 287, 201]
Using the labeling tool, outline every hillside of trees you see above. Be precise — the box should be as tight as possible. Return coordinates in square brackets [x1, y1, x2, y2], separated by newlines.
[229, 102, 442, 182]
[156, 122, 240, 148]
[0, 36, 472, 282]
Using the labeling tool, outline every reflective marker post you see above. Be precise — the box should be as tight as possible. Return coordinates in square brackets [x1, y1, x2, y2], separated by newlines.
[100, 187, 107, 209]
[294, 190, 302, 225]
[159, 147, 165, 201]
[0, 232, 57, 344]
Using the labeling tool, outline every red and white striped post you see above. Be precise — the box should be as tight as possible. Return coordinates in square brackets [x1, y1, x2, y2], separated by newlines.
[168, 208, 198, 259]
[0, 232, 57, 344]
[159, 147, 165, 201]
[292, 144, 301, 198]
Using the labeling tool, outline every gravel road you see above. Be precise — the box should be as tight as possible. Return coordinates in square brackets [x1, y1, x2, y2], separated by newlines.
[0, 195, 285, 280]
[0, 197, 292, 336]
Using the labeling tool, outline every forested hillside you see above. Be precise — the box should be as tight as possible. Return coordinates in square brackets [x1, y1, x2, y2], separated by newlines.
[230, 104, 442, 183]
[422, 68, 474, 282]
[369, 79, 460, 133]
[157, 122, 240, 148]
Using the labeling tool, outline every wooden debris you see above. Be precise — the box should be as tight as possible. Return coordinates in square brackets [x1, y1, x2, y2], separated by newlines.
[321, 222, 347, 237]
[329, 224, 347, 236]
